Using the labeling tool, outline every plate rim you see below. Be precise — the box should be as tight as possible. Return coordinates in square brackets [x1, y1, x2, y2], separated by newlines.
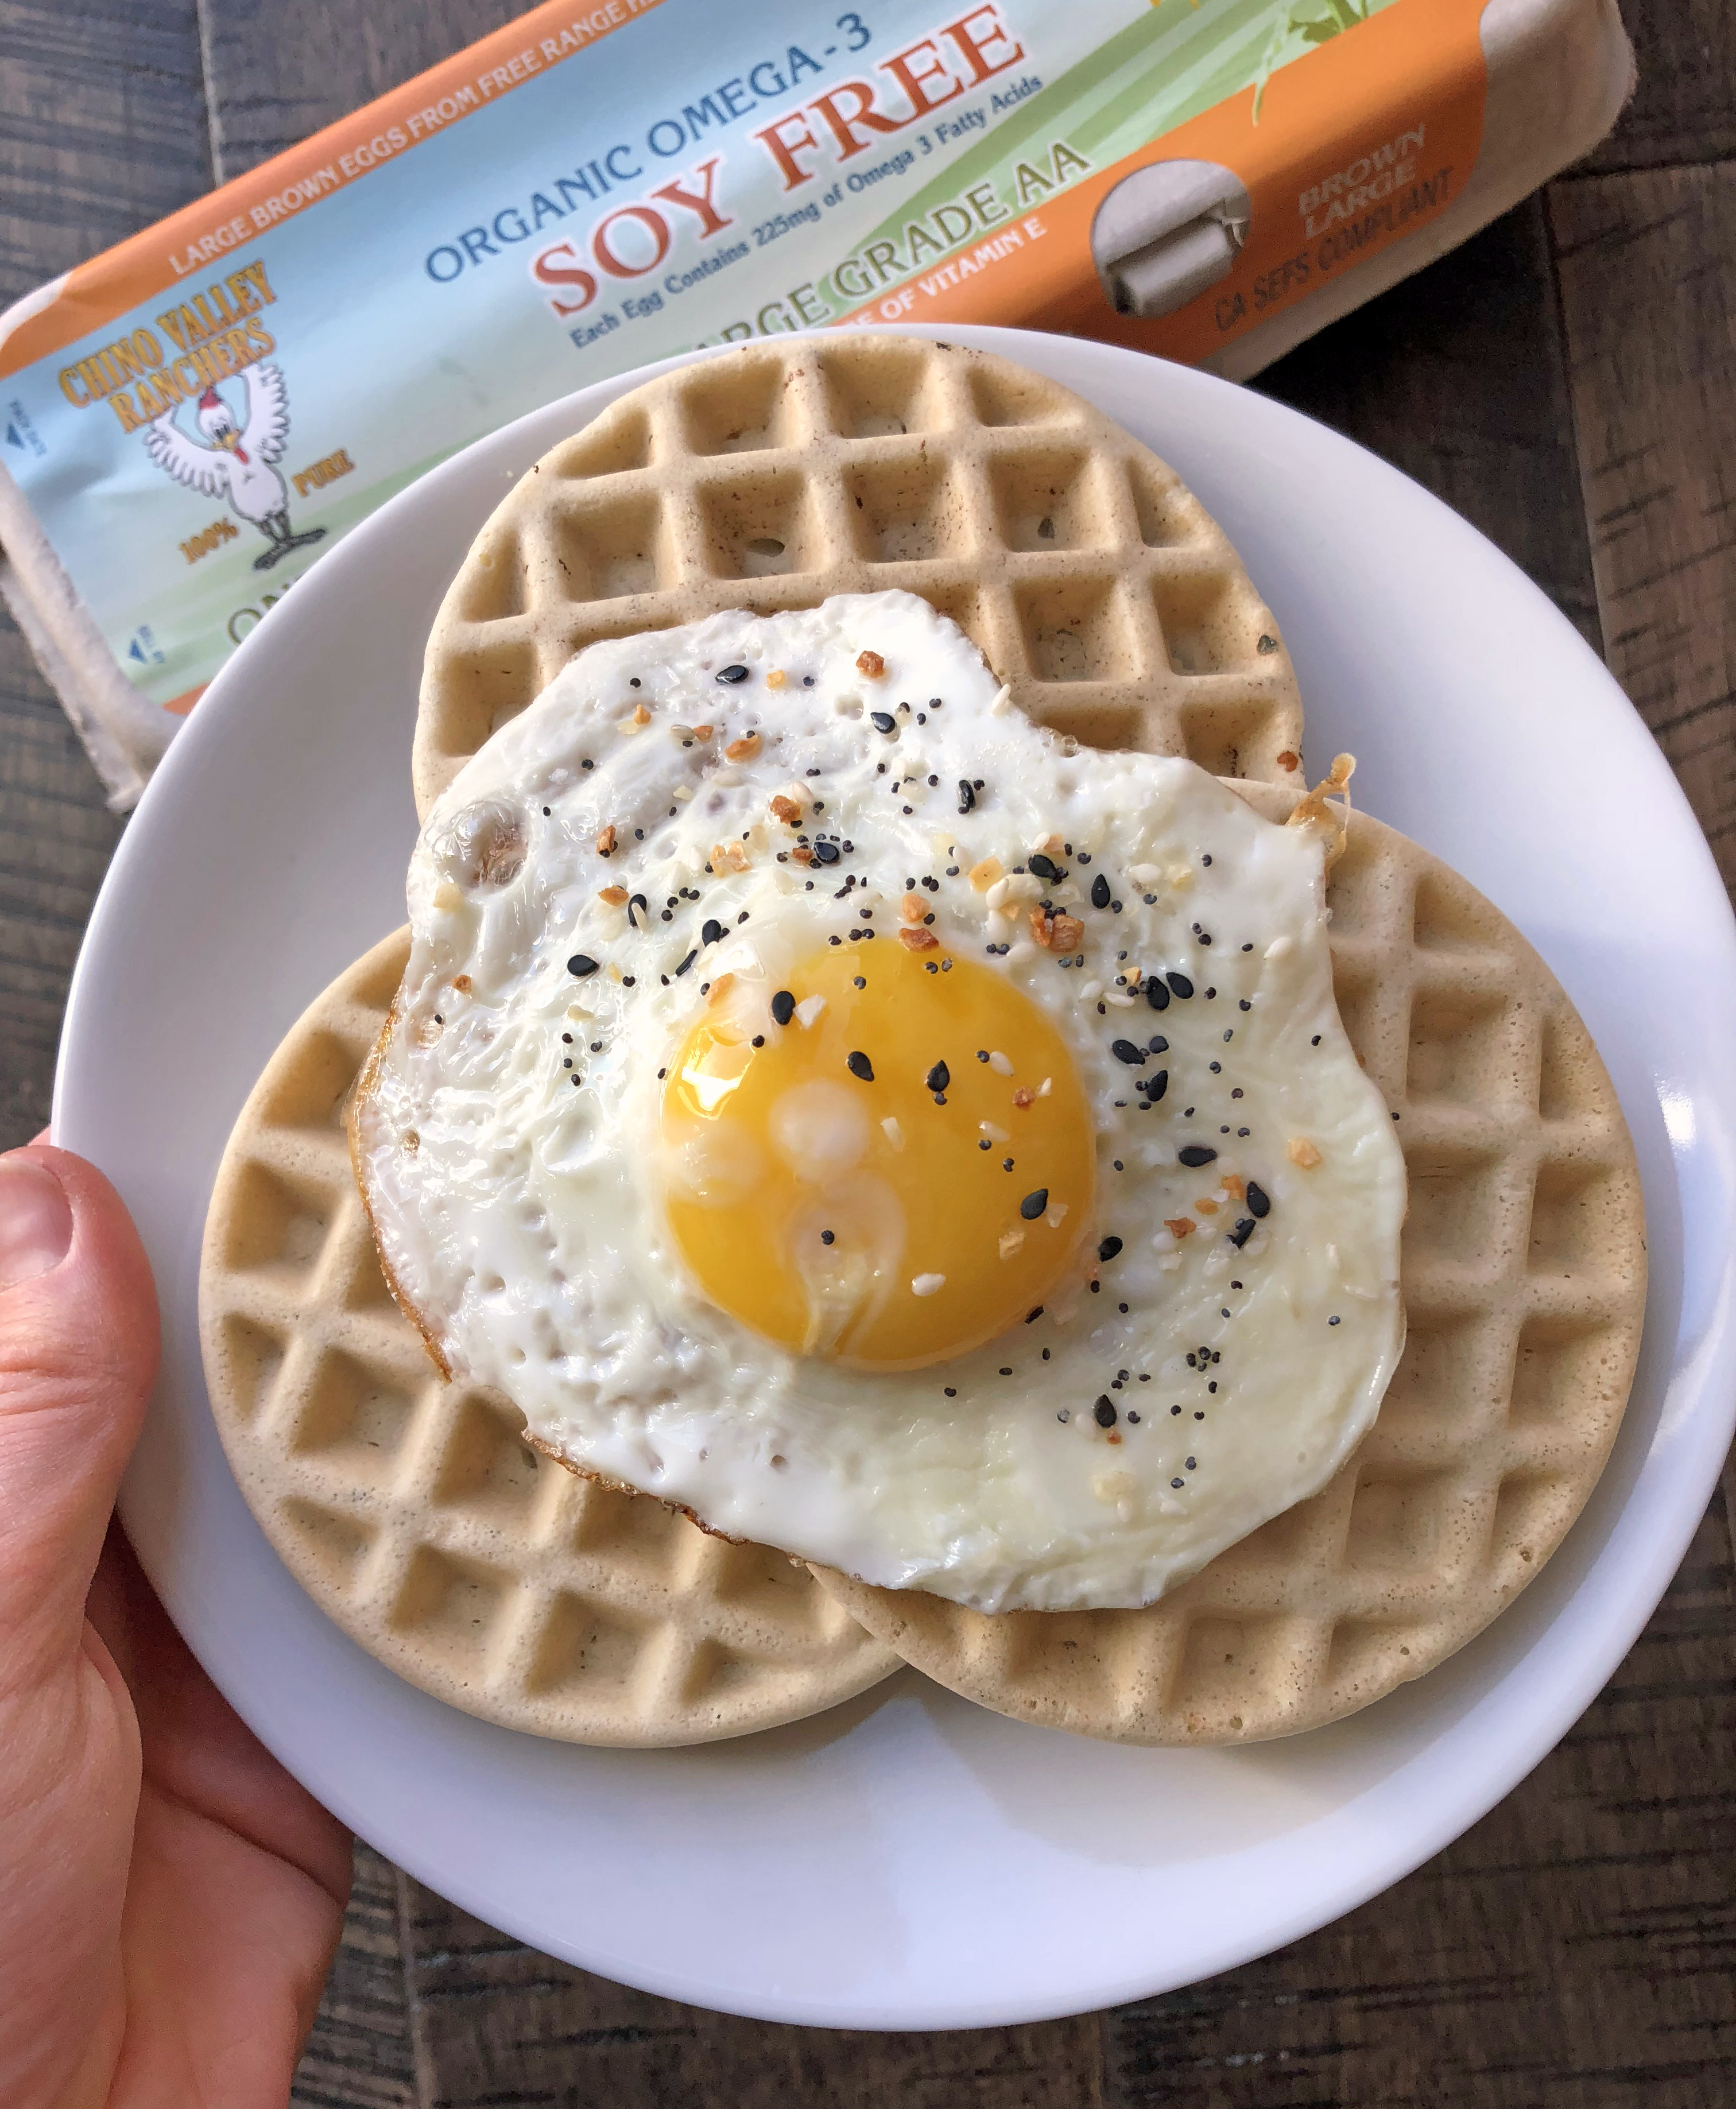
[55, 323, 1736, 2030]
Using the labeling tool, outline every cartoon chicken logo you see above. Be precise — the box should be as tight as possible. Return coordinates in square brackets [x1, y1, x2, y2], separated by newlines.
[143, 365, 327, 571]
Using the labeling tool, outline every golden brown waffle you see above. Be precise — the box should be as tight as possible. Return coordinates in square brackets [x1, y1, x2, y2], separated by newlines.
[199, 931, 901, 1746]
[816, 813, 1647, 1743]
[412, 336, 1305, 821]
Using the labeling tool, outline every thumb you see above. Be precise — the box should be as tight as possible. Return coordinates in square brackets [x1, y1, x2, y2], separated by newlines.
[0, 1146, 160, 1690]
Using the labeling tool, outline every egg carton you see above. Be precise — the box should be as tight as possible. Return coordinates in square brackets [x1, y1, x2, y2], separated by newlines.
[412, 336, 1305, 821]
[198, 930, 901, 1746]
[815, 812, 1648, 1743]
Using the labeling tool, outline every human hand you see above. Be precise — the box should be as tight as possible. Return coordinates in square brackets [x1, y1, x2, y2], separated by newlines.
[0, 1144, 352, 2108]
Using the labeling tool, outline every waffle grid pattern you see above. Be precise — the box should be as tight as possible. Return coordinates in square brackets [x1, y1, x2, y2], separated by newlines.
[199, 932, 900, 1746]
[815, 814, 1647, 1744]
[412, 337, 1305, 819]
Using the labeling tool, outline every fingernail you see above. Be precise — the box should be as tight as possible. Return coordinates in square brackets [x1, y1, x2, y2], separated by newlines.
[0, 1156, 73, 1292]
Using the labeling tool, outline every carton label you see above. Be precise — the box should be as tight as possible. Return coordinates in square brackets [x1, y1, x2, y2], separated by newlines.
[0, 0, 1485, 718]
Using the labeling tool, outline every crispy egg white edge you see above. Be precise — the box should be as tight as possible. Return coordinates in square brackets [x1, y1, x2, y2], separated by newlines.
[354, 591, 1407, 1612]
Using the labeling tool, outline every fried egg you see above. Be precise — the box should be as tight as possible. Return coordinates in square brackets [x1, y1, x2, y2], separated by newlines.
[354, 591, 1406, 1612]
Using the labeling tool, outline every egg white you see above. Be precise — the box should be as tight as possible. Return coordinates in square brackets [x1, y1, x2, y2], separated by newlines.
[354, 590, 1406, 1612]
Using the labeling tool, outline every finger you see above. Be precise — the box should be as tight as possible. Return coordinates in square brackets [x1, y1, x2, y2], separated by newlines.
[89, 1522, 353, 1910]
[0, 1146, 159, 1689]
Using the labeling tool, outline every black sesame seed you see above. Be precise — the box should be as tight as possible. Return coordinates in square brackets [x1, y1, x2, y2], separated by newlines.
[925, 1060, 950, 1093]
[1330, 1315, 1341, 1325]
[870, 711, 897, 736]
[1093, 1397, 1117, 1429]
[674, 949, 697, 976]
[820, 1229, 835, 1245]
[1148, 1035, 1169, 1054]
[1020, 1188, 1049, 1220]
[1246, 1181, 1270, 1219]
[770, 990, 796, 1026]
[567, 954, 600, 978]
[627, 894, 648, 928]
[751, 1035, 765, 1048]
[813, 840, 841, 865]
[1178, 1144, 1218, 1167]
[1146, 978, 1170, 1012]
[854, 975, 866, 988]
[1110, 1038, 1146, 1066]
[1172, 1476, 1185, 1488]
[1000, 1368, 1013, 1377]
[702, 918, 724, 946]
[1229, 1218, 1256, 1249]
[1146, 1070, 1169, 1103]
[846, 1050, 874, 1082]
[1098, 1235, 1123, 1263]
[1167, 971, 1194, 998]
[1029, 853, 1063, 882]
[956, 780, 975, 814]
[716, 664, 749, 684]
[1090, 873, 1111, 909]
[1025, 1306, 1044, 1323]
[1311, 1034, 1322, 1046]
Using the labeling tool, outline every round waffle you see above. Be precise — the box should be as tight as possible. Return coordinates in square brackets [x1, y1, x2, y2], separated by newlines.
[198, 930, 901, 1746]
[814, 812, 1646, 1742]
[412, 335, 1306, 821]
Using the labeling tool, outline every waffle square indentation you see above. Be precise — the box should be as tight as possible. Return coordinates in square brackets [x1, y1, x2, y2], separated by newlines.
[289, 1348, 418, 1481]
[431, 1391, 543, 1526]
[389, 1545, 512, 1670]
[1014, 575, 1136, 684]
[817, 340, 945, 437]
[526, 1589, 653, 1696]
[1527, 1159, 1621, 1273]
[218, 1160, 336, 1278]
[280, 1497, 376, 1590]
[544, 492, 671, 602]
[695, 470, 822, 579]
[1402, 1145, 1510, 1271]
[989, 447, 1099, 552]
[1150, 568, 1261, 676]
[1177, 696, 1285, 779]
[681, 356, 803, 456]
[845, 451, 966, 564]
[1406, 986, 1517, 1108]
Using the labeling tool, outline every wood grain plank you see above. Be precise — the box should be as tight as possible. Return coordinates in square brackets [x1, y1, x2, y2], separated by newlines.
[1580, 0, 1736, 176]
[293, 1844, 422, 2109]
[0, 617, 122, 1147]
[1257, 196, 1602, 652]
[0, 1, 211, 1142]
[0, 0, 213, 301]
[1101, 1501, 1736, 2109]
[197, 0, 528, 181]
[1548, 163, 1736, 892]
[397, 1887, 1103, 2109]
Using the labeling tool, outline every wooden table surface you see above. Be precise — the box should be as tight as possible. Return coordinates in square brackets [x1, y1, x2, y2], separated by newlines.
[4, 3, 1734, 2101]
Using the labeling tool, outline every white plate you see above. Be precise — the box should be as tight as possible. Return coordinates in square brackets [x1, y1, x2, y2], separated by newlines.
[56, 327, 1736, 2031]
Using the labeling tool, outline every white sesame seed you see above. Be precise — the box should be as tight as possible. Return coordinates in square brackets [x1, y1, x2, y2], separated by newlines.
[987, 1050, 1013, 1076]
[1079, 981, 1102, 1003]
[1045, 1203, 1068, 1230]
[795, 994, 827, 1029]
[978, 1121, 1010, 1143]
[911, 1273, 947, 1297]
[881, 1116, 905, 1150]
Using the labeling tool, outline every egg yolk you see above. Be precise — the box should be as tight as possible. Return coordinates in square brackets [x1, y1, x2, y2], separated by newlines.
[658, 940, 1096, 1369]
